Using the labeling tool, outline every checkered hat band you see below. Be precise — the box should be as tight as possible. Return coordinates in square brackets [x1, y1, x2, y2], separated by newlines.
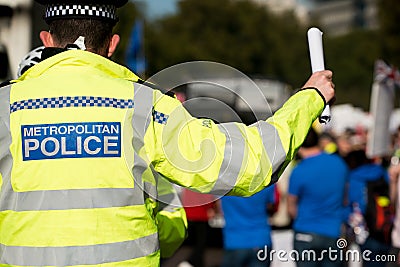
[45, 4, 117, 21]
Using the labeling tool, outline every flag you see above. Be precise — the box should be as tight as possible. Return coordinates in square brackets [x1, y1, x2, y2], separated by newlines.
[367, 60, 398, 158]
[374, 59, 400, 88]
[126, 19, 146, 76]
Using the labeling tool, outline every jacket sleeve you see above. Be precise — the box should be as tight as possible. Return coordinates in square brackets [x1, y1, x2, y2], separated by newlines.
[144, 88, 324, 196]
[156, 176, 188, 258]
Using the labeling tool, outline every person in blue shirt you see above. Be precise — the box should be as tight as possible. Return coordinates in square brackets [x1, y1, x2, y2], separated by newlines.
[346, 150, 389, 214]
[345, 149, 391, 267]
[221, 185, 277, 267]
[287, 128, 349, 267]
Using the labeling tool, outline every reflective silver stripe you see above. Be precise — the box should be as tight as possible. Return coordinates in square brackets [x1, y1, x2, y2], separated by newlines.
[0, 85, 13, 208]
[132, 83, 155, 201]
[158, 192, 183, 212]
[144, 180, 158, 201]
[0, 84, 11, 129]
[132, 83, 153, 151]
[131, 149, 151, 204]
[0, 188, 144, 211]
[0, 232, 159, 266]
[211, 123, 245, 195]
[252, 121, 286, 180]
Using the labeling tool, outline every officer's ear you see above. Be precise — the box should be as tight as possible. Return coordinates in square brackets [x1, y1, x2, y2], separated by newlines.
[107, 34, 120, 57]
[39, 31, 55, 47]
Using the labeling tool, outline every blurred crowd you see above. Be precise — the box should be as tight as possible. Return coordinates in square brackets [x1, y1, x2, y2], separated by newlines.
[163, 124, 400, 267]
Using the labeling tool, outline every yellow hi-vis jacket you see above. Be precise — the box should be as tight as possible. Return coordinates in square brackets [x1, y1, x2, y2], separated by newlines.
[0, 50, 324, 266]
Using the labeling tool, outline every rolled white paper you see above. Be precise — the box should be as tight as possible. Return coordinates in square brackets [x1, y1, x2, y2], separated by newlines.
[307, 27, 331, 123]
[307, 27, 325, 73]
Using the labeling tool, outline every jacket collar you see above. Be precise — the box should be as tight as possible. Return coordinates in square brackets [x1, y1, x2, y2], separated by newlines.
[17, 49, 140, 83]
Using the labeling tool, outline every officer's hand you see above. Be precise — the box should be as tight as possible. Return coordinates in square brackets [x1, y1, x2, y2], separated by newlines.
[302, 70, 335, 104]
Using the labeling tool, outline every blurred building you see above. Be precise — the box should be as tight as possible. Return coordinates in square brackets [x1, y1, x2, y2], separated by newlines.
[0, 0, 34, 80]
[250, 0, 378, 36]
[251, 0, 299, 14]
[0, 0, 46, 80]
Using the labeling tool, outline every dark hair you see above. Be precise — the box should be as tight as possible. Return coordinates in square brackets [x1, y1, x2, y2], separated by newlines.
[345, 149, 371, 170]
[48, 19, 114, 56]
[301, 128, 319, 148]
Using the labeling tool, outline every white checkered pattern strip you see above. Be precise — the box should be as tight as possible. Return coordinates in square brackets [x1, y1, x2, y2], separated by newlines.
[10, 96, 133, 113]
[45, 4, 117, 21]
[10, 96, 169, 125]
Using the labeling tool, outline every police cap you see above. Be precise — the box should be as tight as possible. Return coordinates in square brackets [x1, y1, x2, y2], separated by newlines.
[35, 0, 128, 24]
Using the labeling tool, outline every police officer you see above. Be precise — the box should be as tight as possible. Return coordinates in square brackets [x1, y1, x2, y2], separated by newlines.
[14, 45, 188, 262]
[0, 0, 335, 266]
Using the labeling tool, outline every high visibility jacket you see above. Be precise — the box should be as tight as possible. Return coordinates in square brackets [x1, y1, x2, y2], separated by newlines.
[0, 50, 323, 266]
[156, 176, 187, 258]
